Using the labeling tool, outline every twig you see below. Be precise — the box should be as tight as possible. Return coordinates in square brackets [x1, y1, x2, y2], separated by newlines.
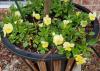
[21, 58, 38, 71]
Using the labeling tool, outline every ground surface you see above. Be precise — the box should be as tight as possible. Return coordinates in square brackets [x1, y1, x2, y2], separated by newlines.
[0, 42, 100, 71]
[0, 43, 31, 71]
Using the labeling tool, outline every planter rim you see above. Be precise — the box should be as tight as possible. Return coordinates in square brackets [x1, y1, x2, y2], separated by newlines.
[1, 3, 100, 61]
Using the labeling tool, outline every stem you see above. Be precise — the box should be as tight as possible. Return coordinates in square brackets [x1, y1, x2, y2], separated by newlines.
[14, 0, 25, 21]
[44, 0, 52, 15]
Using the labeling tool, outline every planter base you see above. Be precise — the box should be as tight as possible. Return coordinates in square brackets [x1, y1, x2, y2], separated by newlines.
[72, 64, 81, 71]
[23, 58, 80, 71]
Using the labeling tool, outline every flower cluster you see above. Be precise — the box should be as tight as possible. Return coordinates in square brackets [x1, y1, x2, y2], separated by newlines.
[3, 23, 13, 37]
[2, 0, 97, 65]
[75, 54, 86, 64]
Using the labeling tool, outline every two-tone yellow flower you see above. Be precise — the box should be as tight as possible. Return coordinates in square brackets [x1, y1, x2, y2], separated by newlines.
[41, 41, 49, 48]
[32, 12, 40, 20]
[75, 54, 86, 64]
[43, 15, 51, 26]
[89, 12, 96, 21]
[76, 12, 81, 16]
[52, 32, 56, 36]
[19, 19, 23, 23]
[3, 23, 13, 37]
[63, 20, 72, 28]
[15, 11, 21, 17]
[63, 0, 69, 3]
[63, 42, 75, 51]
[53, 34, 64, 46]
[63, 20, 70, 25]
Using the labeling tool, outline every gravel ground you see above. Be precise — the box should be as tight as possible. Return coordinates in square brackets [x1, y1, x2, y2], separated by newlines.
[0, 42, 100, 71]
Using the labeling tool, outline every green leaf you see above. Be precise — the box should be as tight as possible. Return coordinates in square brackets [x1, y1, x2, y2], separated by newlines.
[89, 32, 95, 35]
[57, 46, 64, 54]
[66, 51, 71, 58]
[75, 32, 81, 36]
[40, 50, 46, 54]
[72, 47, 80, 56]
[88, 39, 97, 46]
[23, 41, 28, 48]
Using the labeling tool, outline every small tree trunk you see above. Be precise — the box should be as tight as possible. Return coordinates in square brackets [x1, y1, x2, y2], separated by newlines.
[44, 0, 52, 15]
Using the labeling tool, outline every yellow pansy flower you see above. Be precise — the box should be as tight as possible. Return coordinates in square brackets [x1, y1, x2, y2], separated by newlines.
[75, 54, 86, 64]
[63, 20, 72, 28]
[63, 0, 69, 3]
[65, 47, 72, 51]
[32, 12, 40, 20]
[80, 20, 88, 27]
[63, 42, 75, 51]
[52, 32, 55, 36]
[63, 20, 70, 25]
[32, 11, 35, 16]
[41, 41, 49, 48]
[76, 12, 81, 16]
[89, 12, 96, 21]
[34, 14, 40, 20]
[43, 15, 51, 26]
[70, 43, 75, 47]
[3, 23, 13, 37]
[53, 34, 64, 46]
[15, 11, 21, 17]
[19, 19, 23, 23]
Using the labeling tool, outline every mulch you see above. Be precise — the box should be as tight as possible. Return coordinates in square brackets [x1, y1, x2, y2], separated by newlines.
[0, 43, 31, 71]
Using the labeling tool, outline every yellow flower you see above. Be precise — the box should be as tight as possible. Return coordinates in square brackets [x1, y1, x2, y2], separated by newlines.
[53, 34, 64, 46]
[43, 15, 51, 26]
[34, 14, 40, 20]
[63, 0, 69, 3]
[80, 20, 88, 27]
[32, 11, 35, 16]
[14, 21, 17, 24]
[15, 11, 21, 17]
[65, 47, 71, 51]
[70, 43, 75, 47]
[63, 20, 72, 28]
[32, 12, 40, 20]
[41, 41, 49, 48]
[63, 42, 75, 51]
[75, 54, 86, 64]
[19, 19, 23, 23]
[52, 32, 55, 36]
[3, 23, 13, 37]
[89, 12, 96, 21]
[76, 12, 81, 16]
[63, 20, 70, 25]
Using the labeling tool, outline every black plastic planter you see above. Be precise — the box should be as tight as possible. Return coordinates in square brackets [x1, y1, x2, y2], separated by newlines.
[0, 4, 100, 62]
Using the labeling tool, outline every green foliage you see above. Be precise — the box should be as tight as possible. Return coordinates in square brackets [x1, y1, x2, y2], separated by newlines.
[1, 0, 98, 58]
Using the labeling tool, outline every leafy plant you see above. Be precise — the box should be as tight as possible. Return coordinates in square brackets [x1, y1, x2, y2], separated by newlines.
[1, 0, 98, 65]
